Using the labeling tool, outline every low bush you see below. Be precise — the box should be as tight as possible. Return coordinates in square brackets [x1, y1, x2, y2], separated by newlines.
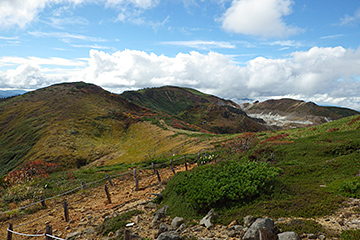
[341, 229, 360, 240]
[164, 161, 281, 211]
[339, 180, 360, 198]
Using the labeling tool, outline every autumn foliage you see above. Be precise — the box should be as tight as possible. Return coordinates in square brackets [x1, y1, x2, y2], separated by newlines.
[4, 160, 59, 185]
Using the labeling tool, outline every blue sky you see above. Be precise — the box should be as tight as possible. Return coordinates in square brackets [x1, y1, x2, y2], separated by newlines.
[1, 0, 360, 110]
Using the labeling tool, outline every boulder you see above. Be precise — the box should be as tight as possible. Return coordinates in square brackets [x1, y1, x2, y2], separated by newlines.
[278, 232, 301, 240]
[199, 209, 218, 229]
[172, 217, 185, 228]
[157, 231, 182, 240]
[243, 218, 276, 240]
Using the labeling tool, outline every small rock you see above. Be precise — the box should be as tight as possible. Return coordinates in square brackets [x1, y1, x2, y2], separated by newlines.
[158, 223, 173, 237]
[65, 231, 82, 239]
[153, 205, 169, 222]
[243, 215, 256, 227]
[243, 218, 276, 240]
[307, 233, 317, 239]
[145, 202, 157, 209]
[172, 217, 184, 228]
[134, 215, 141, 224]
[278, 231, 301, 240]
[199, 209, 218, 229]
[227, 230, 238, 237]
[230, 225, 243, 231]
[157, 231, 182, 240]
[177, 223, 186, 232]
[228, 220, 238, 228]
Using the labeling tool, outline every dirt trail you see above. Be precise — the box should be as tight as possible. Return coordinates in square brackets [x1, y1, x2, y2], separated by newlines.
[2, 163, 360, 240]
[0, 164, 193, 239]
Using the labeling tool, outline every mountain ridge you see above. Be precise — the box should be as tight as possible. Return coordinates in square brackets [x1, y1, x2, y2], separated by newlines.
[0, 82, 359, 177]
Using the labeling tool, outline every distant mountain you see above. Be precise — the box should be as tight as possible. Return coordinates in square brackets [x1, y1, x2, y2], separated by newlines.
[121, 86, 241, 115]
[121, 86, 271, 134]
[245, 98, 359, 128]
[1, 82, 358, 177]
[0, 90, 27, 98]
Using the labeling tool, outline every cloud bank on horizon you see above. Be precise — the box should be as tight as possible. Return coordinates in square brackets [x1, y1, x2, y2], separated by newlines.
[0, 0, 360, 111]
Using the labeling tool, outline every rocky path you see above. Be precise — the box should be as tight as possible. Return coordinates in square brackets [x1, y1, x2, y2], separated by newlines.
[1, 163, 360, 240]
[0, 164, 192, 239]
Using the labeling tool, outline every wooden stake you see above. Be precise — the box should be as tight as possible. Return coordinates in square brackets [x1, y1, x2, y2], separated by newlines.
[63, 200, 69, 222]
[106, 175, 115, 187]
[170, 159, 176, 175]
[134, 169, 139, 191]
[156, 170, 161, 183]
[45, 225, 52, 240]
[184, 155, 188, 171]
[124, 229, 131, 240]
[7, 223, 12, 240]
[40, 196, 46, 207]
[105, 184, 112, 204]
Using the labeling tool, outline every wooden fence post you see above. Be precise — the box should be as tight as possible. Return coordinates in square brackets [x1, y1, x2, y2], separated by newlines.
[124, 229, 131, 240]
[156, 170, 161, 183]
[196, 152, 201, 166]
[134, 169, 139, 191]
[40, 196, 46, 207]
[7, 223, 12, 240]
[106, 175, 115, 187]
[184, 155, 188, 171]
[105, 184, 112, 204]
[45, 225, 52, 240]
[170, 159, 176, 175]
[63, 200, 69, 222]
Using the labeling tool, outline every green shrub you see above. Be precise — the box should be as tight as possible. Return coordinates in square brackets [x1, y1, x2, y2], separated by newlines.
[164, 161, 281, 210]
[341, 229, 360, 240]
[339, 180, 360, 198]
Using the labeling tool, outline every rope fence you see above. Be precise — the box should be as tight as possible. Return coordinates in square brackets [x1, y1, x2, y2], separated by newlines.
[3, 152, 206, 239]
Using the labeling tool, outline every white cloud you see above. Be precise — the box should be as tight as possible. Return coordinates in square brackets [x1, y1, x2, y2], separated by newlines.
[28, 31, 106, 42]
[161, 40, 236, 50]
[338, 8, 360, 26]
[0, 0, 159, 29]
[1, 47, 360, 110]
[221, 0, 303, 38]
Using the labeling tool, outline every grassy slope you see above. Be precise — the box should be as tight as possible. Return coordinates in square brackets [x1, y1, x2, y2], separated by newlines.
[0, 83, 217, 177]
[161, 115, 360, 236]
[122, 86, 271, 134]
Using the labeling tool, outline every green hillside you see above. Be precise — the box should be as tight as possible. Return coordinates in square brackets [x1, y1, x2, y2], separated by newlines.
[161, 115, 360, 238]
[0, 82, 215, 177]
[122, 86, 272, 134]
